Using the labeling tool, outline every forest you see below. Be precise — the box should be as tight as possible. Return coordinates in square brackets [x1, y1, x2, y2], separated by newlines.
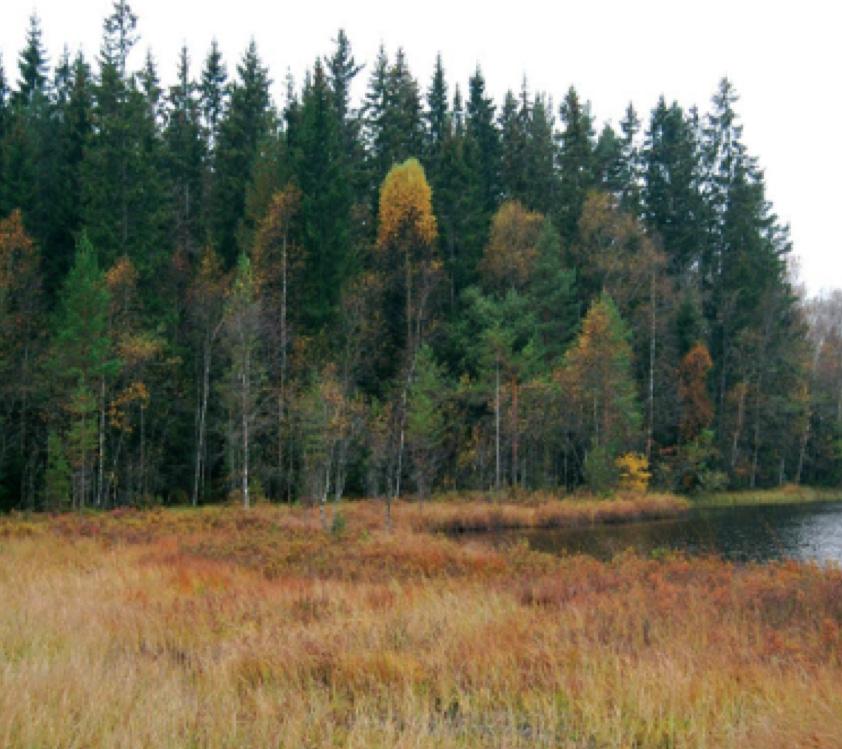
[1, 1, 841, 513]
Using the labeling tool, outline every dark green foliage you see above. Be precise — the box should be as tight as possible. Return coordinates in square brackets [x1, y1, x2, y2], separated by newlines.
[556, 87, 595, 242]
[208, 40, 272, 264]
[0, 13, 832, 507]
[291, 59, 353, 331]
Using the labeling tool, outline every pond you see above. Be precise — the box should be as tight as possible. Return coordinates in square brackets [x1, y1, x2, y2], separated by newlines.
[489, 500, 842, 564]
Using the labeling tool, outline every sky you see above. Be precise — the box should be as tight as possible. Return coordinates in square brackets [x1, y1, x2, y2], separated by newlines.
[1, 0, 839, 296]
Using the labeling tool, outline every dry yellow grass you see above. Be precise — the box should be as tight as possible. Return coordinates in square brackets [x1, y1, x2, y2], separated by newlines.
[1, 502, 841, 747]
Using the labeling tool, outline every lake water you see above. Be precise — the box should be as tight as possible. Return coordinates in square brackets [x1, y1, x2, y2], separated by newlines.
[488, 500, 842, 564]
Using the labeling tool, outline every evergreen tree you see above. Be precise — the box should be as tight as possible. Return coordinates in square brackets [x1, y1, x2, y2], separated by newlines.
[0, 211, 43, 509]
[523, 93, 558, 214]
[199, 39, 227, 151]
[292, 59, 353, 331]
[406, 344, 446, 499]
[498, 87, 529, 204]
[209, 40, 272, 264]
[424, 53, 449, 165]
[164, 45, 205, 256]
[464, 66, 500, 217]
[51, 232, 119, 508]
[556, 86, 595, 242]
[642, 97, 703, 280]
[325, 29, 363, 168]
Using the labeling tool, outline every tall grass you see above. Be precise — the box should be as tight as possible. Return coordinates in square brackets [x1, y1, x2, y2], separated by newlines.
[1, 505, 841, 747]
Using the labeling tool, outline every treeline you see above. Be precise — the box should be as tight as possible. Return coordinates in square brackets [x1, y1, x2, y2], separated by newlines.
[1, 2, 840, 511]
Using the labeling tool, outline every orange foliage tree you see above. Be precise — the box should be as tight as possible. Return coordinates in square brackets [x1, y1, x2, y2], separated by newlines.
[678, 342, 714, 442]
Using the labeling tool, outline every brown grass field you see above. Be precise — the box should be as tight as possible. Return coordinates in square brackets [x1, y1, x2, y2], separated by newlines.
[1, 496, 841, 747]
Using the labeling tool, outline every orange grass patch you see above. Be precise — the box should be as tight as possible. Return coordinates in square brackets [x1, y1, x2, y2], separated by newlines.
[1, 505, 841, 747]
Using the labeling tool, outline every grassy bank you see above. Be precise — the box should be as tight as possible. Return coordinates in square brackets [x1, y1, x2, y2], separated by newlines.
[697, 483, 842, 507]
[1, 506, 842, 747]
[0, 493, 690, 540]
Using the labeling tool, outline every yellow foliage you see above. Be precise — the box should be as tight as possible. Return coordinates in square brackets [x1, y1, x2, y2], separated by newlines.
[480, 200, 544, 291]
[376, 158, 437, 251]
[615, 452, 651, 493]
[108, 381, 150, 432]
[117, 333, 163, 366]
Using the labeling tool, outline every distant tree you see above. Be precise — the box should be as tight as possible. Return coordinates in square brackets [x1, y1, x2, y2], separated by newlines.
[407, 344, 446, 500]
[209, 40, 272, 264]
[52, 232, 119, 508]
[563, 293, 641, 472]
[375, 158, 439, 504]
[0, 211, 43, 508]
[251, 185, 301, 499]
[221, 253, 264, 508]
[556, 87, 595, 242]
[187, 247, 227, 505]
[678, 342, 714, 442]
[480, 199, 544, 294]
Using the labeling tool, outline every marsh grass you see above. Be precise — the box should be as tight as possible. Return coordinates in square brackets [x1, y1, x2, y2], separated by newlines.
[696, 484, 842, 507]
[1, 501, 841, 747]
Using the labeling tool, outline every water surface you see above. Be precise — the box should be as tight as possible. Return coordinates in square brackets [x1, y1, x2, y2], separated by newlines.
[489, 500, 842, 564]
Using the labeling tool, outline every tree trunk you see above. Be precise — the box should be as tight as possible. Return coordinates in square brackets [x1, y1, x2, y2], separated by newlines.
[97, 377, 106, 508]
[495, 360, 501, 492]
[511, 376, 519, 487]
[730, 385, 746, 471]
[242, 347, 250, 510]
[646, 270, 656, 460]
[192, 336, 211, 506]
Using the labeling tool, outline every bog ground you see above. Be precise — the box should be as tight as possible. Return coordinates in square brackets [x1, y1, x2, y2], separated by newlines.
[2, 500, 842, 748]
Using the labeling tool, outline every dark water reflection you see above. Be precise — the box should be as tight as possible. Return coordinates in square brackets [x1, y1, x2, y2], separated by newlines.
[488, 501, 842, 564]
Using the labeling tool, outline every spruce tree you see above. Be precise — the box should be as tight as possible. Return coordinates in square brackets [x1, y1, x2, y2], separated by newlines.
[164, 45, 205, 256]
[556, 86, 595, 242]
[52, 232, 118, 508]
[209, 40, 272, 264]
[292, 59, 353, 331]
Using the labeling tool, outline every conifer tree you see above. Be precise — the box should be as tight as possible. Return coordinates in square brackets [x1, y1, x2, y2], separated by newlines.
[0, 211, 43, 509]
[164, 45, 205, 256]
[407, 344, 446, 500]
[199, 39, 227, 151]
[209, 40, 272, 264]
[556, 86, 595, 242]
[292, 59, 353, 330]
[52, 232, 119, 508]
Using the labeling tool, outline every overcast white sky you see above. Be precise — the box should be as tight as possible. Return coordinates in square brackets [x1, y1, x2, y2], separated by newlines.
[1, 0, 839, 296]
